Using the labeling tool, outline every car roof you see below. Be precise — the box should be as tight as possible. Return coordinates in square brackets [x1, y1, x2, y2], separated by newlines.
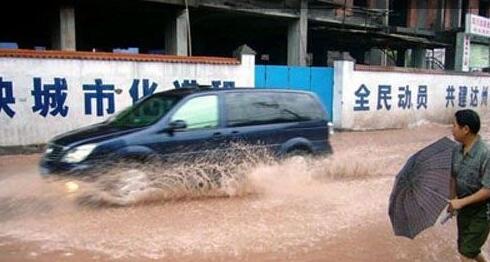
[156, 87, 315, 97]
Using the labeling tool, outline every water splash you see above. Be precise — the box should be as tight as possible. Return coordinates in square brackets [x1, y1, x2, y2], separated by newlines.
[75, 144, 276, 206]
[72, 140, 388, 207]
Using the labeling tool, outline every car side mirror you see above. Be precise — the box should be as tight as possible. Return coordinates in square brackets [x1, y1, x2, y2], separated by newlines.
[167, 120, 187, 131]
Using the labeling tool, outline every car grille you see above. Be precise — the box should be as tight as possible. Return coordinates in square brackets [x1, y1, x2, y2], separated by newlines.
[44, 144, 66, 161]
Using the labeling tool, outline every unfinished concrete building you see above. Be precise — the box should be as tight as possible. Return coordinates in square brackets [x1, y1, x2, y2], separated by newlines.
[1, 0, 489, 70]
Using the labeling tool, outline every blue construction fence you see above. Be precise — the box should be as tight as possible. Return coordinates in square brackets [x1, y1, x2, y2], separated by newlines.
[255, 65, 334, 121]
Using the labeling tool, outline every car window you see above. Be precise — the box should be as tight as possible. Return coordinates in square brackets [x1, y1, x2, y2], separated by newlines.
[225, 92, 324, 127]
[108, 95, 181, 128]
[171, 95, 218, 130]
[275, 93, 325, 121]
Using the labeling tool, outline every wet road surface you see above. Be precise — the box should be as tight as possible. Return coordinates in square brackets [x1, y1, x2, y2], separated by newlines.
[0, 120, 489, 261]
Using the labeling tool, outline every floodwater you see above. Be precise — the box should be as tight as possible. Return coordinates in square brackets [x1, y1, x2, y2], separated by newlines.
[0, 120, 489, 261]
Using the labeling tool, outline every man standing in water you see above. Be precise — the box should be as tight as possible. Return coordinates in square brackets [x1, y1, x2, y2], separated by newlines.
[449, 109, 490, 262]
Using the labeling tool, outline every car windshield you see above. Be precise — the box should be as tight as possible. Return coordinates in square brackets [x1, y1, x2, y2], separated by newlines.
[107, 95, 182, 128]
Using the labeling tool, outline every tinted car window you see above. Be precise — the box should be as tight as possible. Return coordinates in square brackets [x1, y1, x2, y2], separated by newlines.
[225, 92, 324, 127]
[108, 95, 181, 128]
[171, 95, 218, 129]
[274, 92, 325, 121]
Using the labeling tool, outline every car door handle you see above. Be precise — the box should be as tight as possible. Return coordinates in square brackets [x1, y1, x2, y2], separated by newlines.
[231, 130, 239, 134]
[211, 132, 223, 140]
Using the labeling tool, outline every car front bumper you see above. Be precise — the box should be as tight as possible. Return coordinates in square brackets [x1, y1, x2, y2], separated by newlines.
[39, 157, 96, 177]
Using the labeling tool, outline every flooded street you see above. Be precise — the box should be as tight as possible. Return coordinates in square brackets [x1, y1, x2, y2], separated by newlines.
[1, 121, 489, 261]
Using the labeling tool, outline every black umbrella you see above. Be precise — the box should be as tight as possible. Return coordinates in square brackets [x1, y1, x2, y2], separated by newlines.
[389, 137, 457, 239]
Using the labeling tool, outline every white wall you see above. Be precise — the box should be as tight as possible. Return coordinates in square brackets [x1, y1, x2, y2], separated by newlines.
[0, 55, 254, 146]
[334, 61, 490, 130]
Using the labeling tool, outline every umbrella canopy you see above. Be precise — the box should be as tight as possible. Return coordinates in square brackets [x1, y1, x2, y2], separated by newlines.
[389, 137, 457, 239]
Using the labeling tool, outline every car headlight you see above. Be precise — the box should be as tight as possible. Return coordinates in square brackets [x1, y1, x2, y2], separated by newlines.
[45, 147, 53, 154]
[61, 144, 97, 163]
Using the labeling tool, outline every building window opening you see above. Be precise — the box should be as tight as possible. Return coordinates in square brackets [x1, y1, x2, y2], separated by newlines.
[389, 0, 408, 27]
[480, 0, 490, 17]
[353, 0, 368, 7]
[76, 1, 178, 55]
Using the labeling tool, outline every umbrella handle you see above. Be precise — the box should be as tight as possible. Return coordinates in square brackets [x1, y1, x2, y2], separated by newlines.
[440, 210, 457, 225]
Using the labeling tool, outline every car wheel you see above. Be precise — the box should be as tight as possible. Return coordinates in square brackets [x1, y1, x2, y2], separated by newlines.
[286, 148, 311, 157]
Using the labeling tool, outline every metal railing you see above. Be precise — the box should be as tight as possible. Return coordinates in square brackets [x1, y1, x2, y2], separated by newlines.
[426, 56, 445, 70]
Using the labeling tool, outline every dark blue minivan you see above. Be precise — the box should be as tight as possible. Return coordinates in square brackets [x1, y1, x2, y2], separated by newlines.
[40, 88, 332, 176]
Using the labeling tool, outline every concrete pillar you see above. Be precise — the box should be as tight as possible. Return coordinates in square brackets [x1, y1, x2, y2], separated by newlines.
[233, 44, 257, 60]
[287, 0, 308, 66]
[412, 48, 427, 68]
[365, 48, 387, 66]
[455, 32, 471, 71]
[52, 5, 76, 51]
[333, 60, 355, 129]
[455, 0, 463, 28]
[165, 9, 188, 56]
[436, 0, 446, 30]
[233, 45, 256, 87]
